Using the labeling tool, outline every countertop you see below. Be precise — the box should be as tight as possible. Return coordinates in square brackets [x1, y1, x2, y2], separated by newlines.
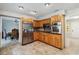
[34, 30, 62, 35]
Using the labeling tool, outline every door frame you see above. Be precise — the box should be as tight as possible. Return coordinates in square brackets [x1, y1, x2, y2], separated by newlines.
[1, 15, 22, 46]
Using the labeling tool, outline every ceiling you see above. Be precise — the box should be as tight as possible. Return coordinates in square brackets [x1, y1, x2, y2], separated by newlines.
[0, 3, 79, 19]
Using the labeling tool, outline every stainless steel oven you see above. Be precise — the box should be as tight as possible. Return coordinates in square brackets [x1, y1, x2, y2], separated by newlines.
[51, 22, 62, 34]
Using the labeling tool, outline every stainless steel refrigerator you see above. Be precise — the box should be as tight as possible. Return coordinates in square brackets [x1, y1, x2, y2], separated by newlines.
[22, 22, 34, 45]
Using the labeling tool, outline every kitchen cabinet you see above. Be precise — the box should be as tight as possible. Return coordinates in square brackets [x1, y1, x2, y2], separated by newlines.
[55, 35, 62, 48]
[33, 32, 40, 40]
[38, 21, 43, 27]
[43, 33, 50, 44]
[33, 32, 62, 49]
[49, 34, 62, 48]
[38, 32, 44, 41]
[33, 18, 50, 28]
[33, 14, 64, 49]
[33, 32, 44, 41]
[51, 15, 61, 24]
[42, 18, 50, 24]
[33, 21, 43, 28]
[33, 21, 40, 27]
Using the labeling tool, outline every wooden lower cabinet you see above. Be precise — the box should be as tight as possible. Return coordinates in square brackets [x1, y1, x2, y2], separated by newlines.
[33, 32, 39, 40]
[44, 33, 50, 44]
[33, 32, 62, 49]
[49, 34, 62, 49]
[33, 32, 44, 41]
[43, 33, 62, 49]
[55, 35, 62, 48]
[49, 36, 55, 46]
[38, 32, 43, 41]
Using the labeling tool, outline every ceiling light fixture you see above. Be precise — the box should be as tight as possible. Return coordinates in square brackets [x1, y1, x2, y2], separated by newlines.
[18, 6, 24, 10]
[44, 3, 51, 7]
[30, 11, 37, 15]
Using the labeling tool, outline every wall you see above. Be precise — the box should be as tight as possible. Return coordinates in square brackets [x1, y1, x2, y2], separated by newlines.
[65, 8, 79, 20]
[65, 8, 79, 35]
[0, 16, 2, 48]
[66, 19, 79, 38]
[65, 8, 79, 48]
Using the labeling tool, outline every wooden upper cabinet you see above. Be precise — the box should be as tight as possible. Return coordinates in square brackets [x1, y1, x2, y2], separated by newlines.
[51, 15, 62, 24]
[38, 21, 43, 27]
[51, 15, 65, 23]
[33, 15, 64, 27]
[33, 21, 40, 27]
[42, 18, 50, 24]
[33, 18, 50, 28]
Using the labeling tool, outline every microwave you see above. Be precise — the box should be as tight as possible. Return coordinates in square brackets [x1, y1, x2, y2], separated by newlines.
[43, 24, 51, 32]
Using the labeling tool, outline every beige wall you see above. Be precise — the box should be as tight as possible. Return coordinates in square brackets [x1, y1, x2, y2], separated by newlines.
[0, 16, 2, 48]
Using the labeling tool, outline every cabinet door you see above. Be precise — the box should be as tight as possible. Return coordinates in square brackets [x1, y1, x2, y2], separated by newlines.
[40, 32, 45, 42]
[51, 16, 55, 24]
[33, 21, 39, 27]
[44, 35, 48, 43]
[49, 34, 54, 46]
[49, 34, 62, 48]
[49, 35, 56, 46]
[39, 21, 43, 27]
[38, 32, 42, 41]
[51, 15, 61, 24]
[55, 35, 62, 48]
[44, 33, 51, 44]
[33, 32, 39, 40]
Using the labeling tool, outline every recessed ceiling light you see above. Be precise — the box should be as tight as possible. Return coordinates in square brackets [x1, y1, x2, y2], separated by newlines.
[44, 3, 51, 7]
[30, 11, 37, 15]
[18, 6, 24, 10]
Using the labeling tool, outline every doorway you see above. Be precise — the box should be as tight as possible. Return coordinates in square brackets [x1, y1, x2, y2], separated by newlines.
[1, 16, 20, 48]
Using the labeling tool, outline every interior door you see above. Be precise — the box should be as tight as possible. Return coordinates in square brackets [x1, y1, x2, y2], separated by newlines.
[70, 20, 79, 38]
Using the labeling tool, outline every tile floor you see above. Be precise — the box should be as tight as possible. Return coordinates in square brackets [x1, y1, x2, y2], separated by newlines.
[1, 37, 18, 48]
[1, 37, 79, 55]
